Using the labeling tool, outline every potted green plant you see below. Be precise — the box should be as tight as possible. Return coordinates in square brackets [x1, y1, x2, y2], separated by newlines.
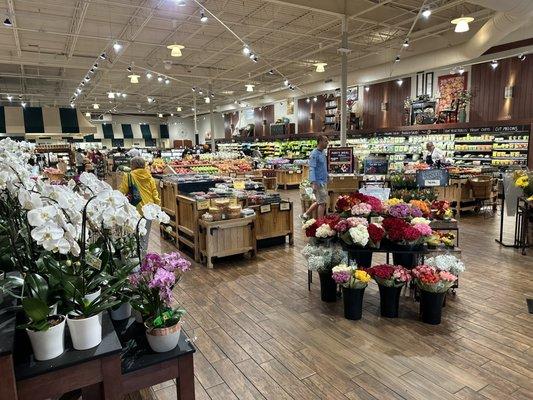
[129, 252, 190, 352]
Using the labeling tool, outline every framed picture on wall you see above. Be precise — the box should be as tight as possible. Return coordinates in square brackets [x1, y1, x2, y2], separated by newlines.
[416, 72, 425, 97]
[425, 72, 434, 97]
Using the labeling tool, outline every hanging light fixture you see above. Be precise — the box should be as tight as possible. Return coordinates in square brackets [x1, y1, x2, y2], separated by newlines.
[200, 10, 208, 23]
[76, 88, 82, 93]
[146, 71, 153, 79]
[490, 60, 499, 69]
[157, 76, 163, 82]
[313, 62, 327, 73]
[397, 79, 403, 86]
[458, 66, 465, 75]
[113, 42, 122, 52]
[245, 84, 255, 92]
[84, 76, 90, 82]
[107, 92, 115, 99]
[364, 86, 370, 92]
[165, 79, 170, 85]
[198, 90, 203, 95]
[21, 102, 26, 107]
[518, 53, 526, 61]
[99, 53, 107, 60]
[395, 55, 401, 62]
[3, 17, 12, 27]
[422, 7, 431, 18]
[158, 113, 163, 118]
[313, 96, 318, 102]
[7, 95, 12, 102]
[177, 106, 182, 112]
[147, 97, 154, 103]
[85, 112, 91, 117]
[451, 16, 474, 33]
[243, 45, 250, 55]
[93, 102, 100, 109]
[283, 79, 289, 86]
[115, 92, 122, 97]
[167, 44, 185, 57]
[126, 65, 132, 72]
[251, 55, 258, 63]
[204, 97, 210, 104]
[128, 74, 140, 84]
[403, 38, 410, 47]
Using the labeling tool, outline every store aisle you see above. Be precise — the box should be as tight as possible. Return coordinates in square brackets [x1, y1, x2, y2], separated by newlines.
[143, 189, 532, 400]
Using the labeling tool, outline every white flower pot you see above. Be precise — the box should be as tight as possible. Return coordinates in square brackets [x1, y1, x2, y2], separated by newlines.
[145, 322, 181, 353]
[67, 313, 103, 350]
[110, 302, 132, 321]
[83, 287, 101, 304]
[49, 302, 58, 315]
[26, 315, 66, 361]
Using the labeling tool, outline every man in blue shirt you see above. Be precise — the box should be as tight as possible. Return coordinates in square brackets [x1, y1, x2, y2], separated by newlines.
[301, 135, 329, 219]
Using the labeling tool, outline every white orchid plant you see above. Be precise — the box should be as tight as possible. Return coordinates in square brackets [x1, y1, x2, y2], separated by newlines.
[0, 139, 170, 320]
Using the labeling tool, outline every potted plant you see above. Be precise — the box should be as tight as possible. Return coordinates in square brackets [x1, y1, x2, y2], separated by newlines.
[367, 264, 411, 318]
[129, 251, 190, 352]
[332, 264, 371, 320]
[412, 265, 457, 324]
[301, 244, 345, 302]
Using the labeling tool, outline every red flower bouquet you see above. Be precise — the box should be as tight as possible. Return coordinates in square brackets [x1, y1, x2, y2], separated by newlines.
[382, 217, 431, 246]
[335, 193, 383, 216]
[367, 223, 385, 246]
[367, 264, 412, 287]
[431, 200, 453, 220]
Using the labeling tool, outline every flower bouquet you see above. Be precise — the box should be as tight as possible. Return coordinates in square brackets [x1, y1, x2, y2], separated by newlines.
[302, 244, 346, 302]
[129, 251, 190, 352]
[431, 200, 453, 220]
[514, 171, 533, 199]
[412, 264, 457, 324]
[367, 264, 411, 318]
[332, 264, 371, 320]
[425, 254, 464, 276]
[302, 215, 340, 244]
[335, 192, 382, 217]
[336, 218, 384, 267]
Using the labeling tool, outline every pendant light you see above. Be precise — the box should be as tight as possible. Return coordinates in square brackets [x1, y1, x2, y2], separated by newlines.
[167, 44, 185, 57]
[3, 17, 13, 27]
[200, 10, 208, 23]
[107, 92, 115, 99]
[490, 60, 499, 69]
[113, 42, 122, 52]
[422, 7, 431, 18]
[451, 16, 474, 33]
[93, 102, 100, 110]
[85, 112, 91, 117]
[313, 62, 327, 73]
[147, 97, 154, 103]
[146, 71, 153, 79]
[177, 106, 182, 112]
[128, 74, 140, 84]
[21, 102, 26, 108]
[204, 97, 210, 104]
[245, 84, 254, 92]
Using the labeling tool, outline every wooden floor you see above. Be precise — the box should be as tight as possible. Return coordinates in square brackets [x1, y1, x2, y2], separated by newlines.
[138, 189, 533, 400]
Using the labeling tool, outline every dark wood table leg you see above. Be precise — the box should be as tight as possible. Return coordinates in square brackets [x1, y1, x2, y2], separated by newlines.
[101, 355, 122, 400]
[0, 355, 17, 400]
[176, 353, 195, 400]
[81, 384, 102, 400]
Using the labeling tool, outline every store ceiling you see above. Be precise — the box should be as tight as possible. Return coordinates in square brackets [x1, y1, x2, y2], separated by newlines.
[0, 0, 514, 116]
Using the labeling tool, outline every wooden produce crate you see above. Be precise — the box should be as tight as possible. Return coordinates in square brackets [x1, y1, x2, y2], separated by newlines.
[327, 175, 360, 191]
[159, 179, 178, 241]
[175, 194, 207, 262]
[248, 201, 294, 244]
[275, 169, 303, 189]
[262, 176, 277, 190]
[198, 216, 257, 268]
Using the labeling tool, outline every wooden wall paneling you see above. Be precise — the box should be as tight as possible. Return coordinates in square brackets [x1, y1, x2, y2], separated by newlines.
[224, 113, 232, 139]
[362, 78, 411, 129]
[470, 56, 533, 122]
[254, 107, 263, 137]
[309, 95, 326, 133]
[298, 98, 311, 133]
[263, 104, 274, 136]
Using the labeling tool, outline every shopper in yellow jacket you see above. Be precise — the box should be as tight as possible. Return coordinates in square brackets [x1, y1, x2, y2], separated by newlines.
[119, 157, 160, 254]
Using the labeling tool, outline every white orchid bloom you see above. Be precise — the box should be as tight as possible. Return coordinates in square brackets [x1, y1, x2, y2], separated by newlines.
[31, 223, 64, 244]
[142, 203, 170, 223]
[27, 205, 58, 227]
[138, 218, 147, 236]
[18, 189, 43, 210]
[42, 238, 71, 254]
[0, 171, 12, 189]
[102, 208, 128, 229]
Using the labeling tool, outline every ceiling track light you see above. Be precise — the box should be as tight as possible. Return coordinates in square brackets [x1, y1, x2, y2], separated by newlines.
[395, 55, 401, 62]
[200, 10, 208, 23]
[204, 97, 210, 104]
[113, 41, 122, 52]
[165, 79, 170, 85]
[21, 102, 26, 108]
[99, 53, 107, 60]
[70, 103, 75, 108]
[267, 69, 274, 75]
[243, 45, 250, 55]
[191, 87, 196, 92]
[364, 86, 370, 92]
[147, 97, 154, 103]
[3, 17, 13, 27]
[126, 65, 132, 72]
[7, 95, 12, 101]
[93, 63, 98, 69]
[490, 60, 499, 69]
[397, 79, 403, 86]
[518, 53, 526, 61]
[283, 79, 289, 86]
[252, 55, 258, 62]
[146, 72, 152, 79]
[107, 92, 115, 99]
[403, 38, 410, 47]
[422, 8, 431, 18]
[305, 98, 310, 103]
[93, 103, 100, 110]
[313, 96, 318, 102]
[157, 76, 163, 82]
[458, 67, 465, 75]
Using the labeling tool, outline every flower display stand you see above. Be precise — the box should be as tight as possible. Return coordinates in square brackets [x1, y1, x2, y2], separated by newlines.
[199, 216, 257, 268]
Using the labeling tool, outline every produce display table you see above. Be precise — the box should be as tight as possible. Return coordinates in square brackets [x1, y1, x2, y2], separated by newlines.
[199, 216, 257, 268]
[159, 179, 179, 241]
[112, 318, 195, 400]
[6, 313, 123, 400]
[434, 178, 498, 216]
[275, 169, 303, 189]
[248, 201, 294, 244]
[176, 194, 203, 262]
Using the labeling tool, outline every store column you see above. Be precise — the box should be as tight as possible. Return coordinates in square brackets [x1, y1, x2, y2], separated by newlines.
[193, 94, 199, 146]
[209, 82, 215, 153]
[340, 13, 349, 147]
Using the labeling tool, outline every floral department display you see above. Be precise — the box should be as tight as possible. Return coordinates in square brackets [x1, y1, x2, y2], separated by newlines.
[332, 264, 371, 320]
[367, 264, 412, 318]
[0, 138, 188, 361]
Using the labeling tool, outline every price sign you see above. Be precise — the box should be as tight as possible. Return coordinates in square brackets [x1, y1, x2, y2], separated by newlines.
[260, 204, 271, 213]
[363, 157, 388, 175]
[159, 180, 164, 188]
[86, 253, 102, 270]
[327, 147, 354, 174]
[280, 202, 291, 211]
[416, 169, 449, 188]
[288, 170, 294, 174]
[197, 200, 210, 210]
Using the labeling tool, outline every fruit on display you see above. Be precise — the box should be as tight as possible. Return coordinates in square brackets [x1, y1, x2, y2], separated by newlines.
[151, 158, 167, 174]
[190, 166, 220, 174]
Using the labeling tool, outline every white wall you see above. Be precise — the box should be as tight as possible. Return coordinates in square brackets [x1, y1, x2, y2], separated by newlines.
[167, 112, 225, 144]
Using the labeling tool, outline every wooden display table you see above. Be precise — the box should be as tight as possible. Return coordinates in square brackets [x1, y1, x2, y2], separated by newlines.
[199, 216, 256, 268]
[248, 202, 294, 244]
[159, 179, 179, 241]
[275, 169, 303, 189]
[175, 195, 203, 262]
[434, 178, 498, 216]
